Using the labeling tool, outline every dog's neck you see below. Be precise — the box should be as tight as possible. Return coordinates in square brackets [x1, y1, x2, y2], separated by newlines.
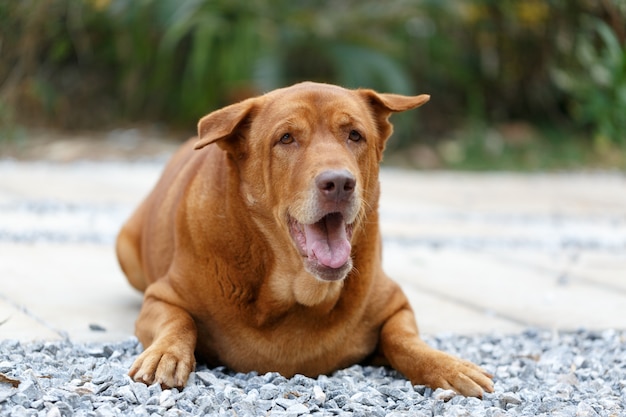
[291, 272, 344, 308]
[264, 264, 344, 310]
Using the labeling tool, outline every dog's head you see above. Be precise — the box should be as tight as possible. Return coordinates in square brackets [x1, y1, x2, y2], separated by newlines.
[195, 82, 428, 283]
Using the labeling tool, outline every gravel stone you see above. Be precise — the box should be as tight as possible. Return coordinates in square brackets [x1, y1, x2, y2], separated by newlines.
[286, 402, 310, 415]
[259, 383, 279, 400]
[499, 392, 522, 407]
[129, 381, 150, 404]
[45, 405, 62, 417]
[434, 388, 457, 401]
[312, 385, 326, 404]
[1, 330, 626, 416]
[114, 385, 136, 404]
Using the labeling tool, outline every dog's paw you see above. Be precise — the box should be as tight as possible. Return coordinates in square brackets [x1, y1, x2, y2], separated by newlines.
[420, 351, 494, 398]
[129, 344, 196, 388]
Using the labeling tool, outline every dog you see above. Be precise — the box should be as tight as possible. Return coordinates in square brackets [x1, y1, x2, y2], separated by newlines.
[116, 82, 494, 397]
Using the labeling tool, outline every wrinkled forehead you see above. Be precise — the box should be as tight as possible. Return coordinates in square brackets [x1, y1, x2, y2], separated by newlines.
[255, 83, 373, 129]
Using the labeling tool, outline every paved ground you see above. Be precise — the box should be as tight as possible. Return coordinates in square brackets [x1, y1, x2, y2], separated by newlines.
[0, 157, 625, 343]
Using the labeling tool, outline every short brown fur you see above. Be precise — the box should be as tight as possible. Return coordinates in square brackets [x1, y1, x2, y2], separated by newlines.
[116, 82, 494, 397]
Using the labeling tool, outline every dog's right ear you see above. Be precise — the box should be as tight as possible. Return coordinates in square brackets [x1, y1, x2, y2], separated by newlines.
[194, 98, 257, 153]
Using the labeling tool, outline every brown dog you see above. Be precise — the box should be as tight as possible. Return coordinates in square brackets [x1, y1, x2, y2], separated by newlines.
[116, 82, 494, 397]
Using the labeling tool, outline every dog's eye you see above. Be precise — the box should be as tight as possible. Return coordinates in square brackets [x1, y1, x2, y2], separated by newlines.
[348, 130, 363, 142]
[279, 133, 294, 145]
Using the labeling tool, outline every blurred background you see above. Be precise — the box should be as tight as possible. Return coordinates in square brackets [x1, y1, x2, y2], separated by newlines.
[1, 0, 625, 170]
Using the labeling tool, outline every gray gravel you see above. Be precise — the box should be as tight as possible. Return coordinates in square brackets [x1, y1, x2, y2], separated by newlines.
[1, 329, 625, 416]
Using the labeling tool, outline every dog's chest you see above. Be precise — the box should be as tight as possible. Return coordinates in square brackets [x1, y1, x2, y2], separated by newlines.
[196, 310, 378, 377]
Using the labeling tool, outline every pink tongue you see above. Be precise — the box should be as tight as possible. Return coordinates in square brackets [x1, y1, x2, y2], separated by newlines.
[304, 213, 351, 269]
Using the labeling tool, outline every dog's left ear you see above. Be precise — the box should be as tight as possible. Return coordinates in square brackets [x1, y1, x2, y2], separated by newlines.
[358, 90, 430, 156]
[194, 98, 257, 154]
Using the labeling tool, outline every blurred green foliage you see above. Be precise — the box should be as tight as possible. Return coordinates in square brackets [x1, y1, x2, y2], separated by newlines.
[0, 0, 624, 167]
[553, 16, 626, 149]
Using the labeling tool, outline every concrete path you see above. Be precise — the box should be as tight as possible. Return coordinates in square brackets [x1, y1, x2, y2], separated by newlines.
[1, 160, 625, 342]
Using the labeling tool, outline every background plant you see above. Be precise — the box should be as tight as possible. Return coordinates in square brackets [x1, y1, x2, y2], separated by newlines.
[0, 0, 624, 167]
[552, 16, 626, 148]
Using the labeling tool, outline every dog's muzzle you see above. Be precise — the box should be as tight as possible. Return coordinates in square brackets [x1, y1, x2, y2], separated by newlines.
[288, 169, 360, 281]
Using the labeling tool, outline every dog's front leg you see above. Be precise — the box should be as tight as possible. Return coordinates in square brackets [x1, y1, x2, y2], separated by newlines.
[379, 306, 494, 398]
[129, 285, 197, 388]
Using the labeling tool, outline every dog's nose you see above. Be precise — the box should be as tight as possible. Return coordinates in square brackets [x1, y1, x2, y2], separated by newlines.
[316, 169, 356, 202]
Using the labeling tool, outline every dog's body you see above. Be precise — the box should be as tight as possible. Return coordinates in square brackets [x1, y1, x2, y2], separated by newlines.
[116, 82, 493, 397]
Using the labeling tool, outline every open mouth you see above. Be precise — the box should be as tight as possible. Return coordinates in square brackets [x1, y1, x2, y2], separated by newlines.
[289, 212, 354, 280]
